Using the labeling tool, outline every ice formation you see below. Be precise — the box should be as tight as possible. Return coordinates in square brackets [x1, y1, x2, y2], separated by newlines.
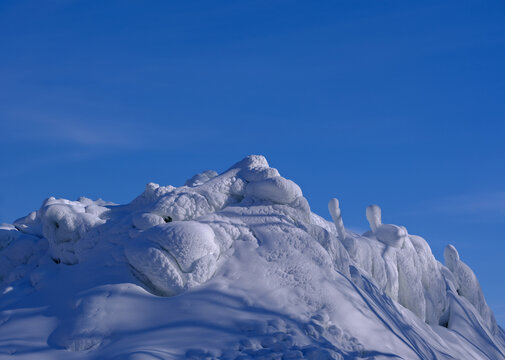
[365, 204, 407, 248]
[0, 155, 504, 359]
[328, 198, 345, 242]
[444, 244, 497, 332]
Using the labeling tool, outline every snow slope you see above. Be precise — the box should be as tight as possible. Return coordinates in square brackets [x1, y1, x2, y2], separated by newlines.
[0, 155, 504, 359]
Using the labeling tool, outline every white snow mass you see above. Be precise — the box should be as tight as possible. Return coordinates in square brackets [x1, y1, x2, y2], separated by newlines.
[0, 155, 503, 359]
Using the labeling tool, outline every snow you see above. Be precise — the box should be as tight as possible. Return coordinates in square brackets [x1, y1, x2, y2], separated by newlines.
[245, 176, 302, 204]
[328, 198, 345, 242]
[0, 155, 503, 359]
[123, 220, 220, 295]
[184, 170, 218, 187]
[444, 244, 497, 334]
[366, 204, 406, 248]
[125, 245, 185, 296]
[141, 221, 219, 272]
[131, 212, 165, 231]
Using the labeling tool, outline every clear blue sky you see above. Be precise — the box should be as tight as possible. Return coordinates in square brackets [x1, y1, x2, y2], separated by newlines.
[1, 1, 504, 326]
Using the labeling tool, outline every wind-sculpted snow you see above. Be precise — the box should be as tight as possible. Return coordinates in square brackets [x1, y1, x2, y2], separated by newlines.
[444, 244, 497, 334]
[366, 204, 407, 248]
[0, 155, 503, 359]
[125, 221, 220, 296]
[328, 198, 345, 243]
[12, 197, 112, 265]
[341, 221, 445, 325]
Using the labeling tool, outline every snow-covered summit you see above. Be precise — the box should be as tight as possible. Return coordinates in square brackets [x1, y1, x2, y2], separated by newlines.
[0, 155, 504, 359]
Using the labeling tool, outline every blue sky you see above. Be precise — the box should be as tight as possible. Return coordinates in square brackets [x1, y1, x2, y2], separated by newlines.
[1, 0, 505, 325]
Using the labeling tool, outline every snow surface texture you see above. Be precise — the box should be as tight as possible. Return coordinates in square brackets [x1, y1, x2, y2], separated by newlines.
[0, 155, 504, 360]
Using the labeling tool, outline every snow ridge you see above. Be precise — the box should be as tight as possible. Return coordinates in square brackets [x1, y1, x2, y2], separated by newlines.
[0, 155, 503, 359]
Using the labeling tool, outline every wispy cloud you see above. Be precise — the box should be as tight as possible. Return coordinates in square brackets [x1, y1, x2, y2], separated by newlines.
[2, 109, 144, 148]
[0, 108, 152, 179]
[0, 148, 110, 180]
[1, 107, 220, 150]
[429, 191, 505, 222]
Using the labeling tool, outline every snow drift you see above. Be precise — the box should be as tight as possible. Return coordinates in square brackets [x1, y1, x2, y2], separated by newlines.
[0, 155, 504, 359]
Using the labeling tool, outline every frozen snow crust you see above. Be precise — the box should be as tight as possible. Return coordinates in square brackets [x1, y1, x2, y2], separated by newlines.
[0, 155, 504, 359]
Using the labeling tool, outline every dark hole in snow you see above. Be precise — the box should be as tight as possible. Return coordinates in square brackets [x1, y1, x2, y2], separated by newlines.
[163, 216, 172, 223]
[52, 258, 61, 264]
[439, 319, 449, 328]
[54, 222, 59, 229]
[457, 289, 462, 296]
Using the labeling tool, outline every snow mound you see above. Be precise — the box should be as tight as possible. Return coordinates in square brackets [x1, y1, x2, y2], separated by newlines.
[13, 197, 111, 264]
[0, 155, 503, 360]
[144, 221, 218, 272]
[245, 176, 302, 204]
[124, 221, 220, 295]
[125, 245, 185, 296]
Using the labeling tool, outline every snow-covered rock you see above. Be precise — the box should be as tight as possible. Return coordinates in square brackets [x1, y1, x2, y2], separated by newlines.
[0, 155, 503, 360]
